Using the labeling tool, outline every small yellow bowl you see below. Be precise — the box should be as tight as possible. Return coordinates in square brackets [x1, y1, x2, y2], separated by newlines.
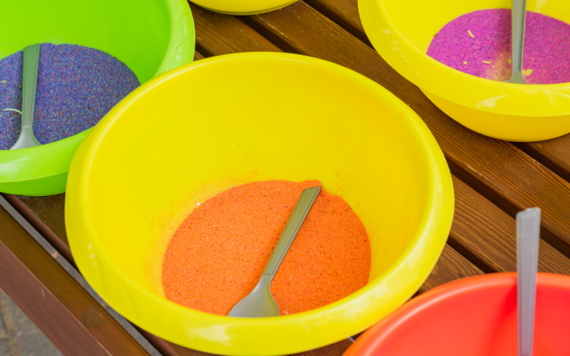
[359, 0, 570, 142]
[65, 52, 454, 355]
[190, 0, 296, 15]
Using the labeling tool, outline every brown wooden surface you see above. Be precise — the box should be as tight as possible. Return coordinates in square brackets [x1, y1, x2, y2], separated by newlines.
[3, 0, 570, 355]
[0, 203, 149, 356]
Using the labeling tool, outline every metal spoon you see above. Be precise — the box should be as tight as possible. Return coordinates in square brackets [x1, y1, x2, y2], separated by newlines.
[10, 44, 41, 150]
[517, 207, 540, 356]
[228, 186, 321, 318]
[505, 0, 528, 84]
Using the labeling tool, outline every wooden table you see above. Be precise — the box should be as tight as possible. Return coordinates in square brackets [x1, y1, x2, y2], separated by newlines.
[3, 1, 570, 355]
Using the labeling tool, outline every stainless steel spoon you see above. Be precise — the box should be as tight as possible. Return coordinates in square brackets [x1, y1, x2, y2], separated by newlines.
[505, 0, 528, 84]
[10, 44, 41, 150]
[228, 186, 321, 318]
[517, 207, 540, 356]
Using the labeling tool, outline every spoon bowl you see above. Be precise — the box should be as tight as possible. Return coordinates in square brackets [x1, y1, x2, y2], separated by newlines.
[228, 186, 321, 318]
[228, 275, 279, 318]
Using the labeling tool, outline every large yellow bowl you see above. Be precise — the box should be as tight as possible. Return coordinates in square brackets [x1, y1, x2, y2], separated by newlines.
[359, 0, 570, 142]
[65, 52, 454, 355]
[190, 0, 296, 15]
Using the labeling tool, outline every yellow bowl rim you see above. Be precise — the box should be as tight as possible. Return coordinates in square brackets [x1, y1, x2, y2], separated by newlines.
[359, 0, 570, 117]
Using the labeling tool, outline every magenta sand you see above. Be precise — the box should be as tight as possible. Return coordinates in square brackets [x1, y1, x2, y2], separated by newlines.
[427, 9, 570, 84]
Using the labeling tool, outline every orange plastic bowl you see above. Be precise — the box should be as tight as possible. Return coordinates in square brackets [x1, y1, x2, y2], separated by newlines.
[344, 273, 570, 356]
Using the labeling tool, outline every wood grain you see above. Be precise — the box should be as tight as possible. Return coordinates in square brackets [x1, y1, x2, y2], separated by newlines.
[417, 244, 484, 294]
[292, 340, 352, 356]
[303, 0, 368, 44]
[451, 176, 570, 274]
[0, 204, 149, 356]
[515, 139, 570, 184]
[190, 3, 281, 56]
[3, 194, 73, 266]
[306, 0, 364, 33]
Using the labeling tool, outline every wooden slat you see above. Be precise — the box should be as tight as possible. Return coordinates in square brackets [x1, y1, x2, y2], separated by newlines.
[303, 0, 368, 44]
[292, 340, 352, 356]
[305, 0, 364, 34]
[4, 194, 73, 267]
[243, 1, 570, 258]
[453, 178, 570, 275]
[451, 176, 570, 274]
[0, 202, 149, 356]
[190, 3, 281, 55]
[516, 140, 570, 183]
[417, 245, 484, 294]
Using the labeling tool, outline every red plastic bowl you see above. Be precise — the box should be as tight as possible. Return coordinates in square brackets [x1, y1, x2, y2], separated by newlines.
[344, 273, 570, 356]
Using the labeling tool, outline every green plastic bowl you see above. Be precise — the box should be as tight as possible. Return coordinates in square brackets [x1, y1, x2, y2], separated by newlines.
[0, 0, 195, 196]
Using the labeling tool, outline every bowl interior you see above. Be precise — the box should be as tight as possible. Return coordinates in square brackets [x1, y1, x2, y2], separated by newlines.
[351, 274, 570, 355]
[83, 54, 439, 300]
[384, 0, 570, 54]
[1, 0, 172, 83]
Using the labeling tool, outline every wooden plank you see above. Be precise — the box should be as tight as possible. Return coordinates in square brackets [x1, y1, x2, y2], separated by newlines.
[0, 203, 149, 356]
[243, 1, 570, 258]
[303, 0, 368, 44]
[516, 140, 570, 183]
[292, 340, 352, 356]
[4, 194, 74, 267]
[189, 3, 281, 55]
[305, 0, 364, 34]
[451, 176, 570, 274]
[0, 51, 209, 268]
[417, 244, 484, 294]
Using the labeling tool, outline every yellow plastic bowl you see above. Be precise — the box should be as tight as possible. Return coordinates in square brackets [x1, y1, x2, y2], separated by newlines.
[65, 52, 454, 355]
[360, 0, 570, 142]
[190, 0, 296, 15]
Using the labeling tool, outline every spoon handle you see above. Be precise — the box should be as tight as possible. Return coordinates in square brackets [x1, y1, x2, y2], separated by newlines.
[511, 0, 527, 75]
[263, 186, 321, 277]
[517, 207, 540, 356]
[22, 44, 40, 129]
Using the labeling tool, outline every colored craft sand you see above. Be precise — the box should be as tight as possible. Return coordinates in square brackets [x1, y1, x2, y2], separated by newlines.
[162, 180, 371, 316]
[427, 9, 570, 84]
[0, 43, 139, 149]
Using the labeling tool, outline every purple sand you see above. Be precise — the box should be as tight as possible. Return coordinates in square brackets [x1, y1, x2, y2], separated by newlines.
[0, 43, 139, 150]
[427, 9, 570, 84]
